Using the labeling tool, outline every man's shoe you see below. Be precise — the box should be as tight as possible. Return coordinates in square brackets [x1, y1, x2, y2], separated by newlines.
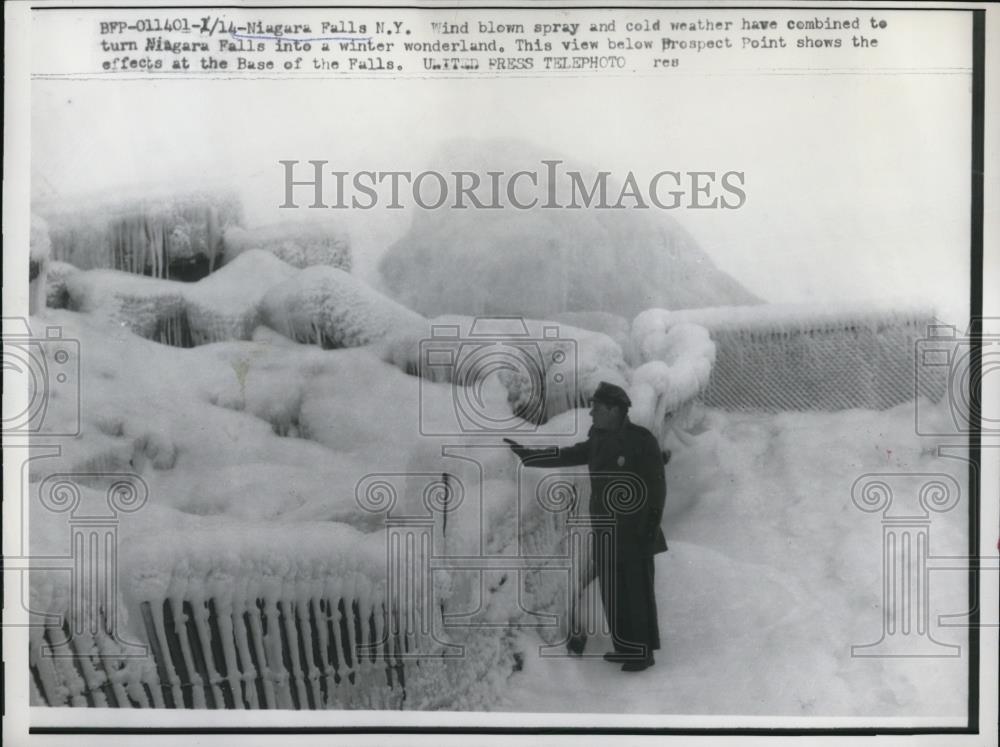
[566, 634, 587, 656]
[621, 656, 655, 672]
[602, 652, 630, 663]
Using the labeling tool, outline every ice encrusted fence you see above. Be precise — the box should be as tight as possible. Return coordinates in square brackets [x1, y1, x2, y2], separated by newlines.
[631, 303, 949, 412]
[28, 517, 533, 710]
[30, 526, 405, 708]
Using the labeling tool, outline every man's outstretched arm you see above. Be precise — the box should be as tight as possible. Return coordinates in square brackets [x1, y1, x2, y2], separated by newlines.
[503, 437, 590, 468]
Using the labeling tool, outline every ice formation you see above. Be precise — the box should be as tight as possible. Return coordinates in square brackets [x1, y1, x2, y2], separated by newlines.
[44, 260, 79, 309]
[628, 322, 717, 440]
[223, 221, 352, 271]
[63, 269, 191, 346]
[37, 190, 242, 281]
[378, 139, 760, 319]
[185, 250, 299, 345]
[631, 303, 945, 412]
[261, 265, 426, 349]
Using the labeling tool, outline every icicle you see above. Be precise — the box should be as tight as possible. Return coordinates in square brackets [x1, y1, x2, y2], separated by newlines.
[340, 596, 358, 682]
[229, 592, 256, 709]
[247, 599, 277, 708]
[31, 627, 63, 706]
[189, 596, 224, 707]
[47, 625, 89, 706]
[261, 597, 293, 709]
[72, 631, 108, 707]
[169, 596, 206, 708]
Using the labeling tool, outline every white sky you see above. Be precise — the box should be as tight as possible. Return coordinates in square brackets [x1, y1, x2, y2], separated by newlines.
[30, 13, 974, 326]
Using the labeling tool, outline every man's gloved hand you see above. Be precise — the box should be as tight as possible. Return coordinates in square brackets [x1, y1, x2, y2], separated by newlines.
[662, 449, 672, 465]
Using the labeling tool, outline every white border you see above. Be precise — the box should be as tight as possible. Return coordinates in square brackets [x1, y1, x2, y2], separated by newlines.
[4, 1, 999, 744]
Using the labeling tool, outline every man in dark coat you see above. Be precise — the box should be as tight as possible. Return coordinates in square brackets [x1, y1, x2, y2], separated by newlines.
[505, 381, 667, 672]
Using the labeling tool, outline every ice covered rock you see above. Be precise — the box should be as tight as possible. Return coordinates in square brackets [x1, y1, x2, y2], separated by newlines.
[378, 138, 760, 319]
[63, 269, 191, 346]
[261, 265, 425, 349]
[56, 251, 301, 347]
[185, 250, 298, 345]
[223, 220, 351, 271]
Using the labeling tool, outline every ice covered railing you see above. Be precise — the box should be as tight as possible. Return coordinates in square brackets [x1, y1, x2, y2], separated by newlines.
[379, 316, 628, 425]
[31, 517, 512, 710]
[628, 311, 717, 443]
[634, 302, 947, 412]
[36, 190, 243, 282]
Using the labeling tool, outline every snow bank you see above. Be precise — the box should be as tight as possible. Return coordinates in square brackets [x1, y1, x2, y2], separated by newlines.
[223, 220, 351, 271]
[261, 265, 426, 349]
[632, 302, 945, 412]
[507, 403, 968, 717]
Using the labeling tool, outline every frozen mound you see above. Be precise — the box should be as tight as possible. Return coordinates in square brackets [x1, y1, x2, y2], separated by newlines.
[36, 189, 243, 281]
[634, 302, 947, 412]
[378, 138, 760, 319]
[223, 220, 351, 271]
[261, 265, 426, 349]
[64, 269, 190, 346]
[30, 214, 52, 314]
[379, 315, 628, 425]
[58, 251, 300, 347]
[184, 250, 298, 345]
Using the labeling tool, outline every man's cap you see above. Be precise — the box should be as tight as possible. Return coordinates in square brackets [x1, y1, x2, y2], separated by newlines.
[591, 381, 632, 409]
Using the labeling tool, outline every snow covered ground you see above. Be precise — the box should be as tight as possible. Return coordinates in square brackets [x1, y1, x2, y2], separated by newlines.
[505, 405, 968, 716]
[25, 299, 969, 717]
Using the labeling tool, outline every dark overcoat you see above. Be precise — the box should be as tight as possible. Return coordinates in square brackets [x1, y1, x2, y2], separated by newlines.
[512, 418, 667, 655]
